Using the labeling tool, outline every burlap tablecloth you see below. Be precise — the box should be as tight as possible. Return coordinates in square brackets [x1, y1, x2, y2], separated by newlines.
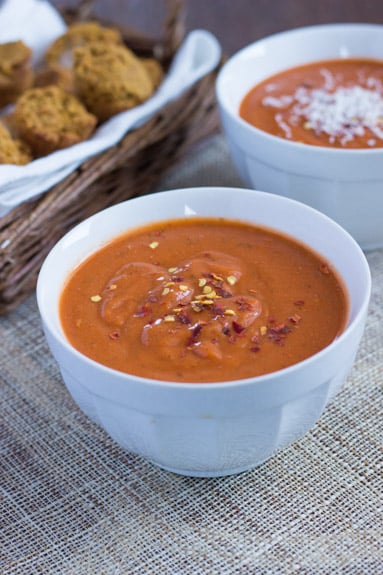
[1, 136, 382, 574]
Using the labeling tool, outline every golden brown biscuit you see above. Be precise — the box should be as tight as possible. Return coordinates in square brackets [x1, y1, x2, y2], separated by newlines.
[11, 86, 97, 156]
[34, 64, 75, 93]
[73, 42, 153, 121]
[0, 41, 33, 108]
[45, 21, 123, 69]
[0, 122, 32, 165]
[140, 58, 164, 90]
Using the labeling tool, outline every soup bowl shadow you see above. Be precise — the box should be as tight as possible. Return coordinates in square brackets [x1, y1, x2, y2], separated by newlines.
[37, 187, 371, 477]
[216, 23, 383, 251]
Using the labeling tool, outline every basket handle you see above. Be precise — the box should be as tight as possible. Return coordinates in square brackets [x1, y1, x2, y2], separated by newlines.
[163, 0, 185, 58]
[60, 0, 93, 24]
[59, 0, 185, 61]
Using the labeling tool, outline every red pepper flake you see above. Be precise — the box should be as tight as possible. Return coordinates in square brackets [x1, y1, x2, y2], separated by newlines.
[235, 297, 252, 311]
[134, 304, 151, 317]
[268, 334, 285, 346]
[294, 300, 305, 307]
[186, 323, 205, 347]
[268, 316, 276, 324]
[109, 331, 120, 340]
[250, 345, 261, 353]
[232, 321, 245, 334]
[215, 286, 233, 298]
[147, 295, 158, 303]
[212, 302, 225, 316]
[272, 322, 290, 333]
[267, 323, 292, 345]
[210, 278, 223, 288]
[177, 311, 191, 325]
[288, 313, 302, 324]
[192, 323, 204, 338]
[319, 263, 330, 275]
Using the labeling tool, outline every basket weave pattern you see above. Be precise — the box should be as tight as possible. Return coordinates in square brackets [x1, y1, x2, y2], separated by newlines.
[0, 0, 221, 314]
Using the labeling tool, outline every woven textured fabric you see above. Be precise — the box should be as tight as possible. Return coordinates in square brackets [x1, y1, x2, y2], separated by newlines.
[1, 136, 382, 574]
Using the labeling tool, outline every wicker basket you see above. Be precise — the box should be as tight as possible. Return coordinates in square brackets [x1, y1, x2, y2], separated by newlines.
[0, 0, 221, 314]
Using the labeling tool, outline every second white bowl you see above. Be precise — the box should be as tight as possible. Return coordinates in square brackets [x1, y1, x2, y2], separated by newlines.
[216, 23, 383, 250]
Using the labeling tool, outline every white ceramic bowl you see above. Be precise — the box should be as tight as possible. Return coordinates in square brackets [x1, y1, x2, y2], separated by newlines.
[37, 187, 371, 477]
[216, 23, 383, 250]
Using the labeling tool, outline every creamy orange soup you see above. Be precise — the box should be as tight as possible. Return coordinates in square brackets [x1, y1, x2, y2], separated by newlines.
[240, 58, 383, 148]
[60, 217, 349, 383]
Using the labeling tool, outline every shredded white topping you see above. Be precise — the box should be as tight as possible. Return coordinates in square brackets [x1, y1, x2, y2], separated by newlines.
[294, 85, 383, 144]
[319, 68, 336, 91]
[262, 67, 383, 145]
[263, 95, 293, 108]
[275, 112, 292, 139]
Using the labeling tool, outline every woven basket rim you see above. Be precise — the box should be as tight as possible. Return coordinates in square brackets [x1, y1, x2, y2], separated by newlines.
[0, 0, 221, 315]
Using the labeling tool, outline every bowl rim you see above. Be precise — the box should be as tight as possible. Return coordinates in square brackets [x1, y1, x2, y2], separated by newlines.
[216, 21, 383, 156]
[37, 186, 372, 391]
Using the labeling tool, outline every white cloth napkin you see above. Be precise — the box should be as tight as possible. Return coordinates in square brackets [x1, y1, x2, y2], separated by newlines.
[0, 0, 221, 215]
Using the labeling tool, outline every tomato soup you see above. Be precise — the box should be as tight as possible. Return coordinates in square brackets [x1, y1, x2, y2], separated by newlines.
[59, 218, 349, 383]
[240, 58, 383, 148]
